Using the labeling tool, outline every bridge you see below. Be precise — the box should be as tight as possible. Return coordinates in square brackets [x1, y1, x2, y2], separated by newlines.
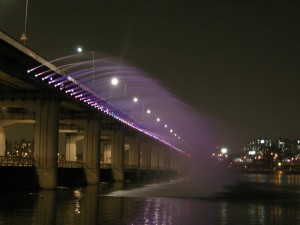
[0, 31, 189, 189]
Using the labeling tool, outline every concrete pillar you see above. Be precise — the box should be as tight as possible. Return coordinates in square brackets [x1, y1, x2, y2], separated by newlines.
[83, 119, 100, 185]
[170, 151, 174, 170]
[171, 151, 178, 170]
[151, 142, 159, 169]
[174, 151, 178, 169]
[140, 139, 149, 168]
[136, 136, 141, 179]
[66, 134, 79, 161]
[128, 134, 141, 180]
[0, 120, 5, 156]
[58, 133, 66, 160]
[101, 142, 111, 164]
[127, 134, 140, 167]
[146, 140, 152, 168]
[124, 138, 130, 167]
[34, 100, 59, 189]
[111, 129, 125, 181]
[165, 148, 171, 170]
[158, 146, 166, 169]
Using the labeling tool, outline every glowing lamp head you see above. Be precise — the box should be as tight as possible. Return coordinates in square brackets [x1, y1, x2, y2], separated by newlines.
[77, 47, 83, 53]
[133, 97, 138, 102]
[146, 109, 151, 114]
[111, 77, 119, 86]
[221, 148, 228, 154]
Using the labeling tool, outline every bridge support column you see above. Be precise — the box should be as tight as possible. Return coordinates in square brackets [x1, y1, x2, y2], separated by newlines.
[140, 139, 147, 168]
[171, 151, 178, 170]
[128, 134, 141, 180]
[171, 150, 175, 170]
[101, 142, 111, 164]
[136, 136, 141, 180]
[34, 100, 59, 189]
[165, 148, 171, 170]
[58, 133, 66, 160]
[83, 119, 100, 185]
[127, 134, 140, 167]
[151, 142, 159, 169]
[158, 146, 166, 169]
[0, 120, 5, 156]
[111, 129, 125, 182]
[66, 134, 79, 161]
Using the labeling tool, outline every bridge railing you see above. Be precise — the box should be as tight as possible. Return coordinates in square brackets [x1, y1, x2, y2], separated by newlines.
[100, 163, 112, 169]
[58, 160, 84, 168]
[0, 156, 34, 167]
[0, 157, 168, 170]
[124, 165, 139, 169]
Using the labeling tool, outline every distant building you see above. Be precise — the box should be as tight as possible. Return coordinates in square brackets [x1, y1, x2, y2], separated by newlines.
[13, 138, 33, 157]
[274, 138, 291, 158]
[244, 137, 272, 158]
[291, 139, 300, 155]
[243, 137, 300, 164]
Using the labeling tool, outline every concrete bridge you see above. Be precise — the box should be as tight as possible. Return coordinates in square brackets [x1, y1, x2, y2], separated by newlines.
[0, 31, 188, 189]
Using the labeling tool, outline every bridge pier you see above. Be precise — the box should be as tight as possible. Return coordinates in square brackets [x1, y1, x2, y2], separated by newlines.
[158, 146, 166, 169]
[124, 134, 141, 180]
[83, 119, 100, 185]
[125, 134, 140, 167]
[111, 129, 125, 181]
[151, 142, 159, 169]
[143, 140, 152, 168]
[34, 100, 59, 189]
[0, 120, 5, 156]
[65, 134, 81, 161]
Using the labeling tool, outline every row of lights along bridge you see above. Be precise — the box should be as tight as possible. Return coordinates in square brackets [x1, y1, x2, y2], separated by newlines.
[76, 47, 181, 140]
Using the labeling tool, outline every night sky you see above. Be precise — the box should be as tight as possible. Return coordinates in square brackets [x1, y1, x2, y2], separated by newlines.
[1, 0, 299, 153]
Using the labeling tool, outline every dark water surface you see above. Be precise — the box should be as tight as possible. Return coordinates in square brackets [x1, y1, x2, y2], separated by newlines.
[1, 174, 300, 225]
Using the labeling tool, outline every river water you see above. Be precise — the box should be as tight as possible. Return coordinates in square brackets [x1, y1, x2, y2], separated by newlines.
[1, 173, 300, 225]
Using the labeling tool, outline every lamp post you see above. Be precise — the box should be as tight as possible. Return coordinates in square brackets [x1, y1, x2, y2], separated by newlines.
[20, 0, 29, 45]
[77, 47, 95, 82]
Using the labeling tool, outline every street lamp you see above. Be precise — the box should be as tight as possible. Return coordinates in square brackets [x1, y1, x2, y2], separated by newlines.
[111, 77, 119, 86]
[221, 148, 228, 155]
[77, 47, 95, 82]
[20, 0, 29, 45]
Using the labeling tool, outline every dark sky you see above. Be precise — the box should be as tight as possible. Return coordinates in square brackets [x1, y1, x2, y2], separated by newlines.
[1, 0, 299, 153]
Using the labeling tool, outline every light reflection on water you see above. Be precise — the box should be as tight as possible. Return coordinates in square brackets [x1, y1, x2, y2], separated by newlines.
[1, 174, 300, 224]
